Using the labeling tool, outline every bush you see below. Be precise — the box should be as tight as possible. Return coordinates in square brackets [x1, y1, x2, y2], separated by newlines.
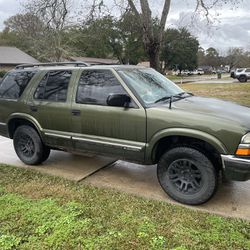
[0, 70, 7, 78]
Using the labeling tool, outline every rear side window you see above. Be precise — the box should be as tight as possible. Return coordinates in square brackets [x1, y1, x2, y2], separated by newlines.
[0, 71, 35, 99]
[34, 70, 72, 102]
[76, 70, 127, 105]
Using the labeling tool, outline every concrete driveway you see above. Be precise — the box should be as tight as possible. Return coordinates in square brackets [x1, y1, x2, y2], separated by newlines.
[0, 136, 249, 221]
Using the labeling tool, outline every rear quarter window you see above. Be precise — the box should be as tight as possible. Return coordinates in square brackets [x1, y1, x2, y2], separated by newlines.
[0, 71, 36, 100]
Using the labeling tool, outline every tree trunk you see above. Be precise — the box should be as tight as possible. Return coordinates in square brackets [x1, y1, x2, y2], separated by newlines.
[148, 47, 160, 71]
[128, 0, 171, 72]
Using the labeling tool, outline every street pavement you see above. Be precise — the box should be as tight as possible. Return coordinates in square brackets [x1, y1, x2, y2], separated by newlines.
[173, 74, 238, 84]
[0, 136, 249, 220]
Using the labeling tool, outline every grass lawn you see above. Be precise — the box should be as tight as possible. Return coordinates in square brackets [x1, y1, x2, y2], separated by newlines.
[0, 165, 249, 250]
[182, 83, 250, 107]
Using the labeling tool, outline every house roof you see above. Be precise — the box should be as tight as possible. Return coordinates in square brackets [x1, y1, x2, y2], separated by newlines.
[0, 46, 39, 65]
[70, 56, 119, 65]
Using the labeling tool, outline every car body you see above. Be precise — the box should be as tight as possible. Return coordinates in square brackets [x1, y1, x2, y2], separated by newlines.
[0, 62, 250, 205]
[234, 68, 250, 82]
[192, 69, 204, 75]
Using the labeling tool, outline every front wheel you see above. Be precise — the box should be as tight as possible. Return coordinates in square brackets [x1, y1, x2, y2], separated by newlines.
[13, 125, 50, 165]
[157, 147, 218, 205]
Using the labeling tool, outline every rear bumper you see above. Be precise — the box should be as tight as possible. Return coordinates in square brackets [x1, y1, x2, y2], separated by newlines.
[221, 155, 250, 181]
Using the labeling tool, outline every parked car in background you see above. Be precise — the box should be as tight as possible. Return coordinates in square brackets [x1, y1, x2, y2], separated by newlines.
[231, 68, 244, 79]
[197, 68, 205, 75]
[181, 70, 191, 75]
[192, 69, 204, 75]
[235, 68, 250, 82]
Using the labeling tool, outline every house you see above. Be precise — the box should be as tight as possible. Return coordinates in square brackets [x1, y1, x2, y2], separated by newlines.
[137, 61, 150, 67]
[0, 46, 39, 70]
[70, 56, 119, 65]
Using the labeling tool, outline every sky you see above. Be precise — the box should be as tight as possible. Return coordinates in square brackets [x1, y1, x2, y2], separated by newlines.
[0, 0, 249, 53]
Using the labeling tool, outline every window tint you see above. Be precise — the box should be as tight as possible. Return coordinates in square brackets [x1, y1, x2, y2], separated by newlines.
[34, 71, 71, 102]
[0, 71, 35, 99]
[76, 70, 127, 105]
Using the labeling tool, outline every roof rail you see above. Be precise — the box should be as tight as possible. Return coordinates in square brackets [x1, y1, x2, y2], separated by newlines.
[15, 61, 90, 69]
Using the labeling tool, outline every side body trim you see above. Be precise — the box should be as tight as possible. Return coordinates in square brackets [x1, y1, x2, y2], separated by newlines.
[44, 130, 145, 152]
[72, 136, 143, 152]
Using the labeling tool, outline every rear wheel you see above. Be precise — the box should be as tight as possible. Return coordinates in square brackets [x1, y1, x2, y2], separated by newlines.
[238, 75, 247, 82]
[157, 147, 218, 205]
[13, 125, 50, 165]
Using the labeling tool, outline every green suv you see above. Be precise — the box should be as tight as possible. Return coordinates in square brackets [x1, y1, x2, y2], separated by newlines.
[0, 62, 250, 205]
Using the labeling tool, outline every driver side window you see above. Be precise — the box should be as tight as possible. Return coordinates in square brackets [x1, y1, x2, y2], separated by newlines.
[76, 70, 128, 106]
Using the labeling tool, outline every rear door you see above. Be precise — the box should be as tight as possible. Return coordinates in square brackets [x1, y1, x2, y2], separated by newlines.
[71, 69, 146, 162]
[27, 69, 76, 149]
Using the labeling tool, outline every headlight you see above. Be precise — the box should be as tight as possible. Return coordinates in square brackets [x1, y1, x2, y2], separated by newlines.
[241, 133, 250, 144]
[236, 133, 250, 156]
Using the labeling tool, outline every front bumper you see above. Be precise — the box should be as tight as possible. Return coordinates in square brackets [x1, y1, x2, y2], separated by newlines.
[221, 155, 250, 181]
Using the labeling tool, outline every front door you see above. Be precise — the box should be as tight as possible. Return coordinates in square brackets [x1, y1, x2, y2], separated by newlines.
[71, 69, 146, 162]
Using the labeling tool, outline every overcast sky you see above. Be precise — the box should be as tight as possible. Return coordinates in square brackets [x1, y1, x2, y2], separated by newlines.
[0, 0, 249, 53]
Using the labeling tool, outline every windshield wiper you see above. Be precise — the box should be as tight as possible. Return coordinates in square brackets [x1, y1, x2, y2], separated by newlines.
[154, 96, 172, 103]
[154, 92, 193, 109]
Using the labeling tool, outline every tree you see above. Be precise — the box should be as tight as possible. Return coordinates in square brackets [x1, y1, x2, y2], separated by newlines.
[161, 28, 199, 72]
[24, 0, 72, 61]
[204, 47, 221, 67]
[197, 47, 206, 66]
[68, 12, 146, 64]
[2, 13, 46, 59]
[117, 11, 147, 64]
[224, 48, 249, 70]
[87, 0, 240, 71]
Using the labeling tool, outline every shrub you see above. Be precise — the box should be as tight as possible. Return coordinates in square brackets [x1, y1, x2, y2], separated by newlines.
[0, 70, 7, 78]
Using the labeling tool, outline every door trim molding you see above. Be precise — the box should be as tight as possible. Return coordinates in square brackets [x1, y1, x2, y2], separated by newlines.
[44, 132, 71, 139]
[72, 136, 143, 152]
[44, 129, 145, 152]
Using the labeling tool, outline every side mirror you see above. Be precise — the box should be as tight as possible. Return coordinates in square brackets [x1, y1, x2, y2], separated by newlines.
[107, 94, 131, 107]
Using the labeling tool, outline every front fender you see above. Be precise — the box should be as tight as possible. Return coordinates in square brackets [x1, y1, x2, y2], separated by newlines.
[145, 128, 228, 163]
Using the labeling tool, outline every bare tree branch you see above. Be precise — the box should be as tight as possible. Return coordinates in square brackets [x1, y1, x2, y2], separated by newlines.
[127, 0, 140, 17]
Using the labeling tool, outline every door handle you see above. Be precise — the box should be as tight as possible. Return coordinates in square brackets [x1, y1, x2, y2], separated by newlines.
[71, 109, 81, 116]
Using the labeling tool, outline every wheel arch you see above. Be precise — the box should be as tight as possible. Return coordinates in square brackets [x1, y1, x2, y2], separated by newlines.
[147, 128, 227, 166]
[7, 113, 43, 139]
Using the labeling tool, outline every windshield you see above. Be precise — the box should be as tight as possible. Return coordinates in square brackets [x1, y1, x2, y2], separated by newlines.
[117, 68, 184, 105]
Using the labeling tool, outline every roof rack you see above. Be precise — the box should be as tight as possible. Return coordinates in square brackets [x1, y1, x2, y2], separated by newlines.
[15, 61, 90, 69]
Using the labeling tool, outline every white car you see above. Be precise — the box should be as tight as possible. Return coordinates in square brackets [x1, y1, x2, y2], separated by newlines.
[235, 68, 250, 82]
[192, 69, 204, 75]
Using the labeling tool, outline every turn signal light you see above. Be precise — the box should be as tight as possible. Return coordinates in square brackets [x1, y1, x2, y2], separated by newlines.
[236, 148, 250, 156]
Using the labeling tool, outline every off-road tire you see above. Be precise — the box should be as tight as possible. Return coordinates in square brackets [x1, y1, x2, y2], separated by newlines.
[157, 147, 218, 205]
[13, 125, 50, 165]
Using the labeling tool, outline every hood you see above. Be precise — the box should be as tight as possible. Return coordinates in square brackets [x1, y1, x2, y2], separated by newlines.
[165, 96, 250, 129]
